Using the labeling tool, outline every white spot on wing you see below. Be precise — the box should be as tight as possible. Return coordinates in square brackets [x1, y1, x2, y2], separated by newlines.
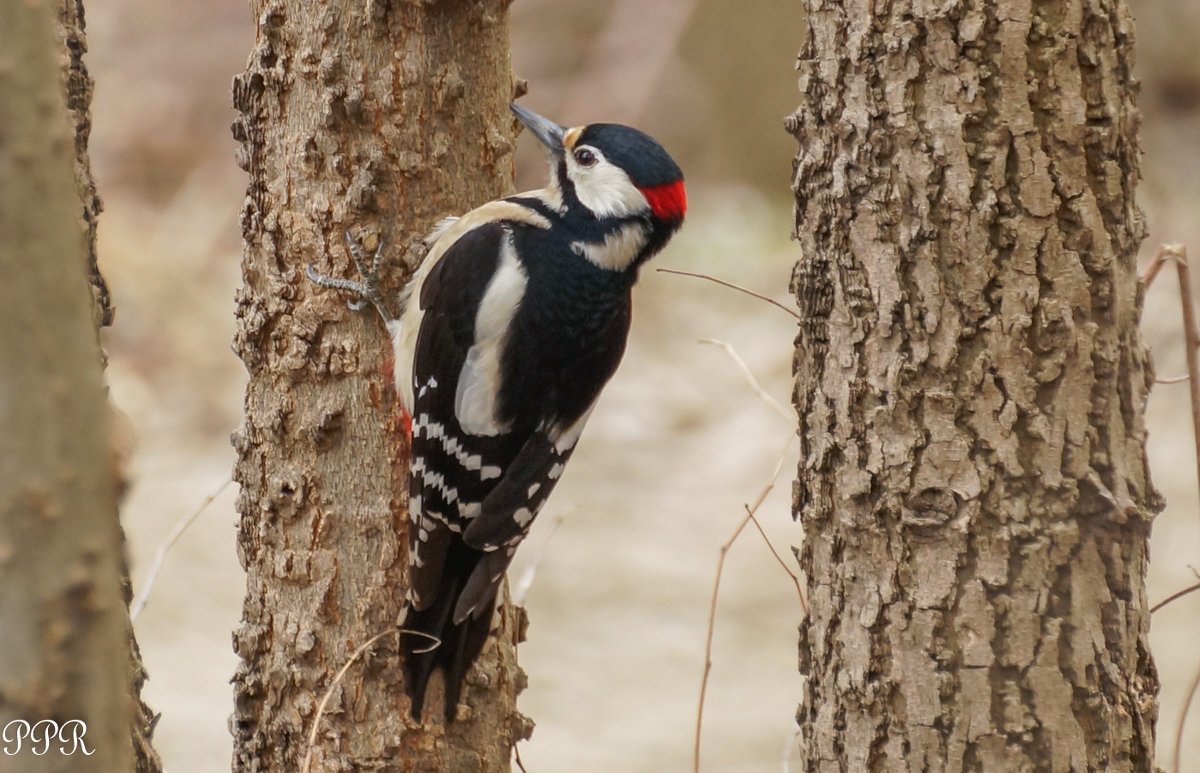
[513, 508, 534, 528]
[440, 434, 485, 473]
[419, 469, 460, 506]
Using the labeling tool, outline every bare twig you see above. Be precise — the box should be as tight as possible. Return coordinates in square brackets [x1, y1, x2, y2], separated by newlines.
[1163, 245, 1200, 533]
[695, 438, 795, 773]
[658, 267, 802, 321]
[1156, 374, 1190, 384]
[514, 744, 529, 773]
[130, 477, 233, 621]
[699, 338, 796, 426]
[695, 516, 750, 773]
[1174, 660, 1200, 773]
[745, 507, 807, 615]
[1141, 245, 1170, 288]
[1151, 581, 1200, 615]
[300, 628, 440, 773]
[782, 724, 802, 773]
[1144, 244, 1200, 533]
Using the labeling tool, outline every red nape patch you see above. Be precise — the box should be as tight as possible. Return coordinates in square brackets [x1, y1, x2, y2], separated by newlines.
[639, 180, 687, 221]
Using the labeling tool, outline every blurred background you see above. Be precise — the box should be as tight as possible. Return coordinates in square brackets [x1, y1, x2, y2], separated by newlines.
[84, 0, 1200, 769]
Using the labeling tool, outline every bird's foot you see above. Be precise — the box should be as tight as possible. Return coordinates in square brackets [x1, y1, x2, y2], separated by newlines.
[306, 231, 397, 322]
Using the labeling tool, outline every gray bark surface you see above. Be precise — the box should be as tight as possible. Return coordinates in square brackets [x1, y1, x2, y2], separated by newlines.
[788, 0, 1159, 769]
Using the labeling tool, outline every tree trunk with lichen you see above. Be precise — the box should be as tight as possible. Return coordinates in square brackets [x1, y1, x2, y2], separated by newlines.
[230, 1, 530, 770]
[788, 0, 1159, 769]
[0, 1, 150, 771]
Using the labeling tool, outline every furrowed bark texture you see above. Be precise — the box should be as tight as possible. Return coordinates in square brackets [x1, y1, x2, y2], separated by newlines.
[230, 1, 529, 770]
[0, 1, 136, 770]
[55, 0, 113, 332]
[788, 0, 1159, 769]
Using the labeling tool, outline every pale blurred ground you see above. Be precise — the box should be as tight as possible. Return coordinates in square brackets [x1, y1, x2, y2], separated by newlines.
[79, 0, 1200, 770]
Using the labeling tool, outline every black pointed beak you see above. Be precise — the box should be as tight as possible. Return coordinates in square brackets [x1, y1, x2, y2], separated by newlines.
[510, 103, 566, 155]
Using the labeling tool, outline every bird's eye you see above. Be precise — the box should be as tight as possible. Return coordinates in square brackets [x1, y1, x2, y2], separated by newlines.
[574, 148, 597, 168]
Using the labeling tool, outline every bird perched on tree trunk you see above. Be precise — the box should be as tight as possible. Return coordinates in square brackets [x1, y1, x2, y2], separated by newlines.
[308, 102, 686, 721]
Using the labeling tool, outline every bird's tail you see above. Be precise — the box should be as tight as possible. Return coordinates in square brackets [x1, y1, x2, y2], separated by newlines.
[400, 547, 505, 721]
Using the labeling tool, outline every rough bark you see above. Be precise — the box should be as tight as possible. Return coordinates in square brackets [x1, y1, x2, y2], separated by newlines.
[230, 1, 530, 770]
[0, 1, 137, 771]
[55, 0, 113, 333]
[787, 0, 1159, 770]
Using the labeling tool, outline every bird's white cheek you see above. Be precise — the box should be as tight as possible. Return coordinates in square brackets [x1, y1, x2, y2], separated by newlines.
[568, 163, 649, 218]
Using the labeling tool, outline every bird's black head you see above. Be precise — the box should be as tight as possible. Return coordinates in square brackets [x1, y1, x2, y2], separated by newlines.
[511, 103, 687, 226]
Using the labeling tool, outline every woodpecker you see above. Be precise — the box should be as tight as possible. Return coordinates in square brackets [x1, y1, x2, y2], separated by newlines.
[309, 103, 686, 721]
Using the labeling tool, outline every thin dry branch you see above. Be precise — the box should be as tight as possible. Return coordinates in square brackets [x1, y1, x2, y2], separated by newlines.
[1168, 246, 1200, 528]
[1142, 246, 1170, 288]
[695, 516, 750, 773]
[1151, 581, 1200, 615]
[694, 438, 795, 773]
[130, 477, 233, 621]
[1143, 244, 1200, 533]
[745, 507, 807, 615]
[782, 724, 802, 773]
[699, 338, 796, 426]
[658, 267, 802, 321]
[1174, 661, 1200, 773]
[300, 628, 439, 773]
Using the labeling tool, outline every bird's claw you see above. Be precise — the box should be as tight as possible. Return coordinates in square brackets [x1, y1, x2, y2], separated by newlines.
[306, 232, 397, 322]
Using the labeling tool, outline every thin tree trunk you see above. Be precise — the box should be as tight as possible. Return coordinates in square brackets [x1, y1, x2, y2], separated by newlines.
[788, 0, 1159, 769]
[230, 2, 529, 770]
[0, 1, 138, 770]
[54, 2, 163, 768]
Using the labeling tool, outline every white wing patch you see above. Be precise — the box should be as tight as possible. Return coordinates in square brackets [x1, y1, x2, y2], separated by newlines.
[391, 199, 551, 411]
[455, 234, 527, 436]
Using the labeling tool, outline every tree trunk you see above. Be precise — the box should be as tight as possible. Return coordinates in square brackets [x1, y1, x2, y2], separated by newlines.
[230, 2, 529, 770]
[54, 2, 163, 768]
[0, 1, 138, 770]
[788, 0, 1159, 770]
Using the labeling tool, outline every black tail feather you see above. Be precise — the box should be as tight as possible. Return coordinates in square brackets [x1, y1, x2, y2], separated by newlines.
[400, 544, 499, 721]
